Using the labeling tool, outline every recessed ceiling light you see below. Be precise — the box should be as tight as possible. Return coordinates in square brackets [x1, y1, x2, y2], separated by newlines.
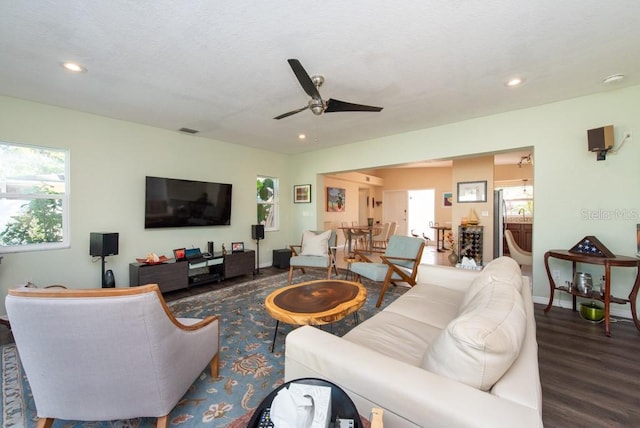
[602, 74, 624, 84]
[298, 134, 306, 140]
[505, 77, 525, 87]
[61, 62, 87, 73]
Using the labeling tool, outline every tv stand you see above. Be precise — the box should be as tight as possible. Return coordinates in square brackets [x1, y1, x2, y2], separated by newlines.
[129, 250, 256, 293]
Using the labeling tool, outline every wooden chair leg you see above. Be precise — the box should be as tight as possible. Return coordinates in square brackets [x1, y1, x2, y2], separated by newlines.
[156, 415, 169, 428]
[376, 268, 396, 308]
[36, 418, 54, 428]
[210, 352, 219, 378]
[288, 266, 294, 284]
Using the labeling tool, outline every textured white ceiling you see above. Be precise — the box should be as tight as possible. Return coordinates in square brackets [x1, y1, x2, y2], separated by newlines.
[1, 1, 639, 155]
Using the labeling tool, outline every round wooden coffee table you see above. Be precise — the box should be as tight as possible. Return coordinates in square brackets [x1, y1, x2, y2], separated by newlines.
[265, 279, 366, 351]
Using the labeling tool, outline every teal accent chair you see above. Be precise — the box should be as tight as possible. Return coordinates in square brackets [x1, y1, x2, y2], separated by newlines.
[351, 235, 425, 307]
[288, 230, 338, 284]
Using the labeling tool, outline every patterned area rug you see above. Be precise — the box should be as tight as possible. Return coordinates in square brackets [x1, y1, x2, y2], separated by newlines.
[0, 271, 408, 427]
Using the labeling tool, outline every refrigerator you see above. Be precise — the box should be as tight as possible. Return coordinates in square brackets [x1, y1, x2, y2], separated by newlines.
[493, 189, 506, 258]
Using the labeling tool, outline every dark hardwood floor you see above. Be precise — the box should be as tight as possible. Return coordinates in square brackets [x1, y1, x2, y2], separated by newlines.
[2, 266, 639, 427]
[535, 303, 640, 427]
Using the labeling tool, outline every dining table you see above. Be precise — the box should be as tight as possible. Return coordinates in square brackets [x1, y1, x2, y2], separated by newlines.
[430, 225, 452, 252]
[338, 225, 382, 255]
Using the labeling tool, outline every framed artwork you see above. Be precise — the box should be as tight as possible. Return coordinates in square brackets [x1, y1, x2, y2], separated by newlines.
[293, 184, 311, 203]
[326, 187, 346, 212]
[443, 192, 453, 207]
[457, 181, 487, 203]
[231, 242, 244, 253]
[173, 248, 186, 261]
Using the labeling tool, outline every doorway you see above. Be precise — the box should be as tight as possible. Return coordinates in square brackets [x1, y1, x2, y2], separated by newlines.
[408, 189, 435, 240]
[382, 190, 434, 237]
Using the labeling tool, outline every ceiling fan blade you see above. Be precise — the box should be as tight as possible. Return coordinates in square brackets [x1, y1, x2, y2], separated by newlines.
[325, 98, 383, 113]
[274, 105, 309, 120]
[287, 59, 322, 100]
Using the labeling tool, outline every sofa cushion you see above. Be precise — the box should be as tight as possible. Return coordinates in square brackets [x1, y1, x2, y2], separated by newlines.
[344, 311, 443, 366]
[383, 283, 465, 329]
[460, 257, 523, 311]
[300, 230, 331, 256]
[422, 279, 526, 391]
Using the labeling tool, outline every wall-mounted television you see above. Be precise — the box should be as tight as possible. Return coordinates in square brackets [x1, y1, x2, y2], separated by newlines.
[145, 176, 232, 229]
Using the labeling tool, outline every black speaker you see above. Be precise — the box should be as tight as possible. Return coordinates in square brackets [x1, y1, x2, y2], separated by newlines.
[207, 241, 214, 254]
[587, 125, 614, 152]
[252, 224, 265, 240]
[90, 232, 119, 257]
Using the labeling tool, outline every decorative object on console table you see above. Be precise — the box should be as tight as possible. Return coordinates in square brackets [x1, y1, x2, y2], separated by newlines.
[231, 242, 244, 253]
[568, 235, 614, 258]
[173, 248, 186, 261]
[293, 184, 311, 203]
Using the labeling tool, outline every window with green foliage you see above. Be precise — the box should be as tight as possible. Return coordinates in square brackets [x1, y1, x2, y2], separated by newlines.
[257, 176, 278, 231]
[0, 142, 69, 253]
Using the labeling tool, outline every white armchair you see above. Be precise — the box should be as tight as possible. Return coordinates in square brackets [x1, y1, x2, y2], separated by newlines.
[505, 229, 533, 266]
[5, 284, 219, 428]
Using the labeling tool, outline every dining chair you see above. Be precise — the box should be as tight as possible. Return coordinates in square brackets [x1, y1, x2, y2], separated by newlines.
[372, 222, 390, 249]
[5, 284, 220, 428]
[351, 235, 425, 307]
[288, 230, 338, 284]
[350, 221, 367, 250]
[381, 221, 397, 248]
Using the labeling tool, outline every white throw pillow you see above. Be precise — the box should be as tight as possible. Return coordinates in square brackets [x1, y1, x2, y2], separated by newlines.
[459, 257, 523, 312]
[300, 230, 331, 256]
[423, 280, 526, 391]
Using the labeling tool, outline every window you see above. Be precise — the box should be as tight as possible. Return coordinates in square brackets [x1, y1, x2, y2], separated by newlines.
[257, 176, 278, 231]
[497, 184, 534, 216]
[0, 142, 69, 253]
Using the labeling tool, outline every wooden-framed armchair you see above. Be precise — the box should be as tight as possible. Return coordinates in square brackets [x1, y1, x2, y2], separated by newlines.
[5, 284, 219, 428]
[351, 235, 425, 307]
[288, 229, 338, 284]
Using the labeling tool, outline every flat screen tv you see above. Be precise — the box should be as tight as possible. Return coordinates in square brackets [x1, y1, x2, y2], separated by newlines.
[145, 176, 232, 229]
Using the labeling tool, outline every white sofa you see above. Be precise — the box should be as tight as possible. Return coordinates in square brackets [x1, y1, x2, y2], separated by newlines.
[285, 257, 543, 428]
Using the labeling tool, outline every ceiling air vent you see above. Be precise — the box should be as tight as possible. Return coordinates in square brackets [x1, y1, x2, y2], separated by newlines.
[178, 127, 199, 134]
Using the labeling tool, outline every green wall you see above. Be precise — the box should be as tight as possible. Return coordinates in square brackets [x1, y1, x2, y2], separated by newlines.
[289, 85, 640, 315]
[0, 96, 294, 312]
[1, 84, 639, 317]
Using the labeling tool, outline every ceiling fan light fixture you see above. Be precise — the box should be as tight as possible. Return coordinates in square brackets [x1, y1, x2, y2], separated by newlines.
[309, 100, 324, 115]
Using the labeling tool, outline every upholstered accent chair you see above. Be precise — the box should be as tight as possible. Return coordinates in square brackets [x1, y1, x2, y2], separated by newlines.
[505, 229, 533, 266]
[288, 229, 338, 284]
[5, 284, 219, 428]
[352, 235, 425, 307]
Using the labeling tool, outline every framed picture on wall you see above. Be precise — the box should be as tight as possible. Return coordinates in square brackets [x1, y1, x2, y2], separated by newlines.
[327, 187, 346, 212]
[457, 181, 487, 203]
[443, 192, 453, 207]
[293, 184, 311, 203]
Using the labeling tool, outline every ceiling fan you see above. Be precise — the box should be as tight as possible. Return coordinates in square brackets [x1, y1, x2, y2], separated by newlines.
[274, 59, 383, 120]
